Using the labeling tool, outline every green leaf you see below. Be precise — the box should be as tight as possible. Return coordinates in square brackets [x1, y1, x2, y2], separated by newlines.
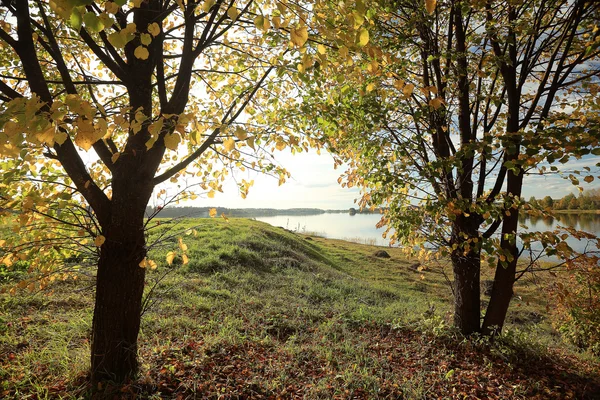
[69, 9, 83, 30]
[107, 32, 127, 48]
[83, 12, 104, 33]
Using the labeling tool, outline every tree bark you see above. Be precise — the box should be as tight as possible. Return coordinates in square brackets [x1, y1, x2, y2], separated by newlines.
[451, 216, 482, 335]
[91, 234, 146, 383]
[452, 250, 481, 334]
[482, 170, 524, 335]
[90, 178, 152, 383]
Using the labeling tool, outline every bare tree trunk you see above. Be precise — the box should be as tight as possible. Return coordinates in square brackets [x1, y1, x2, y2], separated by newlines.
[90, 178, 152, 383]
[451, 215, 482, 335]
[452, 250, 481, 335]
[91, 232, 146, 383]
[482, 171, 524, 335]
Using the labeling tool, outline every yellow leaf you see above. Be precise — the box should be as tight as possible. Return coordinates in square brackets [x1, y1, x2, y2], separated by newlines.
[339, 46, 349, 59]
[317, 44, 326, 54]
[134, 46, 149, 60]
[223, 138, 235, 152]
[272, 16, 281, 29]
[182, 254, 189, 265]
[74, 119, 100, 151]
[227, 7, 239, 20]
[2, 253, 14, 267]
[207, 190, 215, 199]
[234, 126, 247, 140]
[201, 0, 215, 12]
[178, 237, 188, 251]
[105, 2, 119, 14]
[140, 33, 152, 45]
[276, 141, 286, 150]
[429, 97, 444, 109]
[164, 132, 181, 150]
[94, 235, 106, 247]
[55, 131, 68, 145]
[290, 26, 308, 47]
[254, 15, 265, 30]
[35, 124, 56, 146]
[246, 136, 255, 150]
[148, 22, 160, 37]
[425, 0, 436, 14]
[209, 207, 217, 217]
[357, 28, 369, 46]
[403, 83, 415, 97]
[366, 83, 375, 92]
[166, 251, 175, 265]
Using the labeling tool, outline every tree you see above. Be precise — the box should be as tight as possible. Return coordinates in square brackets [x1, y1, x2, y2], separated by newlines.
[0, 0, 309, 382]
[529, 197, 539, 209]
[296, 0, 600, 334]
[541, 196, 554, 209]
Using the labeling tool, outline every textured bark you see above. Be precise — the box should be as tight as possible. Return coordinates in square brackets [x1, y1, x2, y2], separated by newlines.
[482, 170, 524, 335]
[90, 176, 153, 383]
[91, 234, 146, 383]
[452, 250, 481, 335]
[450, 214, 482, 335]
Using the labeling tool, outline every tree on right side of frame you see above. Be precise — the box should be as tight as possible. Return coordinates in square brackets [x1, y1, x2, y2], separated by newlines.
[297, 0, 600, 335]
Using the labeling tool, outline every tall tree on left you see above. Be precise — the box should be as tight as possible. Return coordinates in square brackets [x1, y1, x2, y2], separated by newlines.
[0, 0, 306, 383]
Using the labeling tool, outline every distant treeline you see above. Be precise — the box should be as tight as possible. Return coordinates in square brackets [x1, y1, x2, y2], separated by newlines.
[529, 189, 600, 211]
[146, 206, 383, 218]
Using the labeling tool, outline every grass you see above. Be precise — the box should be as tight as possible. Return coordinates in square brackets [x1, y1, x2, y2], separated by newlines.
[1, 218, 599, 399]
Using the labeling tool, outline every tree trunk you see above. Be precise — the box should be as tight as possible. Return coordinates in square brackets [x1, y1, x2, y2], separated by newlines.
[91, 224, 146, 383]
[451, 215, 482, 335]
[481, 212, 518, 335]
[452, 249, 481, 335]
[482, 172, 524, 335]
[90, 178, 151, 383]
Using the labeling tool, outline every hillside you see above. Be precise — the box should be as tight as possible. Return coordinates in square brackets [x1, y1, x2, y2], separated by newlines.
[1, 219, 599, 398]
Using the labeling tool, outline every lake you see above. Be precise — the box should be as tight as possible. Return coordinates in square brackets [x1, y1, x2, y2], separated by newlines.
[255, 212, 600, 256]
[255, 213, 389, 245]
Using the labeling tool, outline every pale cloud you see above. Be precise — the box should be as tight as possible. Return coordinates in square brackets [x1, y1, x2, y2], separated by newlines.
[184, 148, 360, 209]
[169, 147, 600, 209]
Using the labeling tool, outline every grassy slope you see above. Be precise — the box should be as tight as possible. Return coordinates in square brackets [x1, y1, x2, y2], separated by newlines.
[0, 218, 599, 399]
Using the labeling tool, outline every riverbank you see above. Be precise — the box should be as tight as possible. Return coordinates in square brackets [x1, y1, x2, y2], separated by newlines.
[1, 218, 598, 398]
[553, 209, 600, 214]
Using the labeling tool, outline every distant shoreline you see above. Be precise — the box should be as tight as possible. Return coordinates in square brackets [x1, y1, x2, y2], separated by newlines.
[552, 210, 600, 214]
[147, 206, 386, 219]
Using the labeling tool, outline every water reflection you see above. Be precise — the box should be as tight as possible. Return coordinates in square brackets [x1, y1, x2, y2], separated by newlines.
[255, 212, 600, 255]
[521, 213, 600, 234]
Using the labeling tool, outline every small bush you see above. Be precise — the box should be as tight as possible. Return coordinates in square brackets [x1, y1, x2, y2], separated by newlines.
[551, 255, 600, 355]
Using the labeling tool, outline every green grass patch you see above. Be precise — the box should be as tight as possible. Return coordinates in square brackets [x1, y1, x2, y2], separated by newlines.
[1, 218, 598, 398]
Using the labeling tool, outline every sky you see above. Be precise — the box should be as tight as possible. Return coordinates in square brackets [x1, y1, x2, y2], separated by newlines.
[169, 148, 600, 210]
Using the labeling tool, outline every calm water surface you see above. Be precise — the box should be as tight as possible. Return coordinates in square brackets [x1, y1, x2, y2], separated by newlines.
[255, 213, 388, 245]
[255, 212, 600, 254]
